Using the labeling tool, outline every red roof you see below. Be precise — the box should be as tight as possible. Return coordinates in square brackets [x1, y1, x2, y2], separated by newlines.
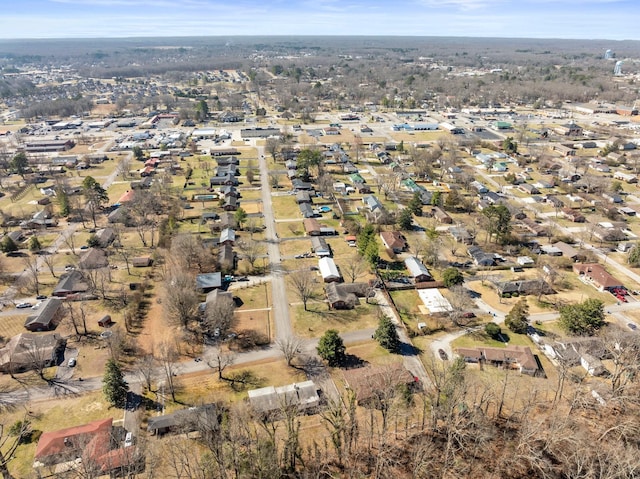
[35, 418, 112, 461]
[118, 190, 135, 204]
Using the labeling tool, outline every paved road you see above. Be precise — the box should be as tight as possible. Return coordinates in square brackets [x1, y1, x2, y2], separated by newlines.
[257, 146, 292, 341]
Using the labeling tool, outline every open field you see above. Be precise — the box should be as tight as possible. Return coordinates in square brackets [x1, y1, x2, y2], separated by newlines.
[291, 301, 379, 338]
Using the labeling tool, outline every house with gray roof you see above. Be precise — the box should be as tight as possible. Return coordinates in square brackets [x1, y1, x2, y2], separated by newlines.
[404, 256, 432, 283]
[25, 298, 64, 332]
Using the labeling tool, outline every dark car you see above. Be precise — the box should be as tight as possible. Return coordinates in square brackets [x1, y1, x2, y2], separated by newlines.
[462, 312, 476, 319]
[628, 323, 638, 331]
[438, 349, 448, 360]
[36, 295, 47, 300]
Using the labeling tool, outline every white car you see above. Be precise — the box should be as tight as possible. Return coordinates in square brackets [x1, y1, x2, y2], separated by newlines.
[68, 358, 76, 367]
[16, 302, 32, 309]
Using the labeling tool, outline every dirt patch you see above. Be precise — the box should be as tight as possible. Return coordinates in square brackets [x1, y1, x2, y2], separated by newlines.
[136, 294, 172, 354]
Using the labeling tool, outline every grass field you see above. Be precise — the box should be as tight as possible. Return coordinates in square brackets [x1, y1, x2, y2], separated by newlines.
[291, 301, 379, 338]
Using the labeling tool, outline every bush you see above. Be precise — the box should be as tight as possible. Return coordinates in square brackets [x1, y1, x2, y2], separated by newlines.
[485, 322, 501, 339]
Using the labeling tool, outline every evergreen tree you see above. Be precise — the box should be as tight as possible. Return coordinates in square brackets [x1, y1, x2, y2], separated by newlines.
[407, 192, 423, 216]
[28, 236, 41, 253]
[317, 329, 346, 366]
[482, 204, 512, 244]
[442, 267, 464, 288]
[10, 152, 28, 178]
[57, 188, 70, 216]
[505, 298, 529, 334]
[103, 359, 129, 408]
[559, 298, 605, 336]
[0, 236, 18, 254]
[234, 207, 247, 229]
[357, 223, 375, 256]
[398, 208, 413, 230]
[374, 315, 400, 353]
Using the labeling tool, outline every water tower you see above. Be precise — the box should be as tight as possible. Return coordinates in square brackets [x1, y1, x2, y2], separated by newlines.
[604, 49, 615, 60]
[614, 61, 623, 76]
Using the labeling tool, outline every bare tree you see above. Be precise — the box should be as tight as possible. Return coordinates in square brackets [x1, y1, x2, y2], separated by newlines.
[342, 253, 366, 283]
[135, 354, 157, 392]
[288, 269, 318, 311]
[0, 413, 32, 479]
[237, 238, 266, 273]
[116, 155, 132, 180]
[157, 340, 180, 402]
[447, 285, 474, 326]
[64, 230, 78, 255]
[21, 255, 40, 296]
[203, 294, 236, 338]
[163, 270, 199, 330]
[276, 336, 304, 367]
[40, 252, 57, 278]
[208, 351, 236, 380]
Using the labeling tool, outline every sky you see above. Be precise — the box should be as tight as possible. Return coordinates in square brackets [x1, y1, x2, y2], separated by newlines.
[0, 0, 637, 40]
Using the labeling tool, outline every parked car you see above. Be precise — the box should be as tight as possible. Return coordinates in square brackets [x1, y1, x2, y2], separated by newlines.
[462, 312, 476, 319]
[68, 358, 76, 367]
[628, 323, 638, 331]
[36, 295, 47, 300]
[438, 349, 448, 360]
[16, 302, 32, 309]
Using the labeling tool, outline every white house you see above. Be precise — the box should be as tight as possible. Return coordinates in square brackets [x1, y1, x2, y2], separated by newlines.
[318, 257, 341, 283]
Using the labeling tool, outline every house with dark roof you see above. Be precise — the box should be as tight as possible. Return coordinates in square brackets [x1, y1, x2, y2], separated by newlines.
[296, 191, 312, 204]
[147, 403, 220, 436]
[95, 228, 115, 248]
[218, 244, 237, 272]
[431, 206, 452, 224]
[404, 256, 432, 283]
[292, 179, 313, 191]
[494, 279, 552, 297]
[325, 282, 369, 309]
[468, 246, 495, 266]
[52, 270, 89, 297]
[311, 237, 331, 257]
[304, 218, 321, 236]
[79, 248, 108, 270]
[209, 173, 238, 187]
[299, 202, 316, 218]
[455, 346, 540, 376]
[449, 226, 473, 245]
[0, 333, 66, 373]
[25, 298, 64, 332]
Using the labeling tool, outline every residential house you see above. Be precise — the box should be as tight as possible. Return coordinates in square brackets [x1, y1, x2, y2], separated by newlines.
[222, 196, 238, 211]
[468, 246, 495, 266]
[0, 333, 66, 374]
[299, 203, 316, 219]
[404, 256, 432, 283]
[24, 298, 64, 332]
[79, 248, 109, 270]
[196, 272, 223, 293]
[147, 404, 220, 436]
[52, 270, 89, 297]
[325, 282, 370, 309]
[248, 381, 320, 415]
[94, 228, 115, 248]
[342, 364, 418, 406]
[209, 173, 238, 187]
[292, 179, 313, 191]
[296, 191, 312, 204]
[362, 195, 383, 212]
[592, 225, 626, 242]
[573, 263, 624, 292]
[380, 231, 408, 253]
[555, 123, 583, 136]
[318, 257, 341, 283]
[34, 418, 141, 475]
[311, 237, 331, 257]
[218, 244, 237, 272]
[562, 208, 586, 222]
[304, 218, 321, 236]
[494, 279, 552, 297]
[618, 242, 635, 253]
[553, 241, 580, 261]
[518, 183, 539, 195]
[449, 226, 473, 245]
[219, 228, 236, 246]
[455, 346, 540, 376]
[432, 206, 453, 224]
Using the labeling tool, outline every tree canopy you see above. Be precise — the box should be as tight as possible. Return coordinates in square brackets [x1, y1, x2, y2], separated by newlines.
[317, 329, 346, 366]
[559, 298, 605, 336]
[103, 359, 129, 408]
[482, 204, 512, 244]
[505, 298, 529, 334]
[374, 315, 400, 353]
[10, 152, 28, 178]
[398, 208, 413, 230]
[442, 267, 464, 288]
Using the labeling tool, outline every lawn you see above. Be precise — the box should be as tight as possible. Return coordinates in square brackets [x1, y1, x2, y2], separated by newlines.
[271, 195, 302, 220]
[291, 302, 379, 338]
